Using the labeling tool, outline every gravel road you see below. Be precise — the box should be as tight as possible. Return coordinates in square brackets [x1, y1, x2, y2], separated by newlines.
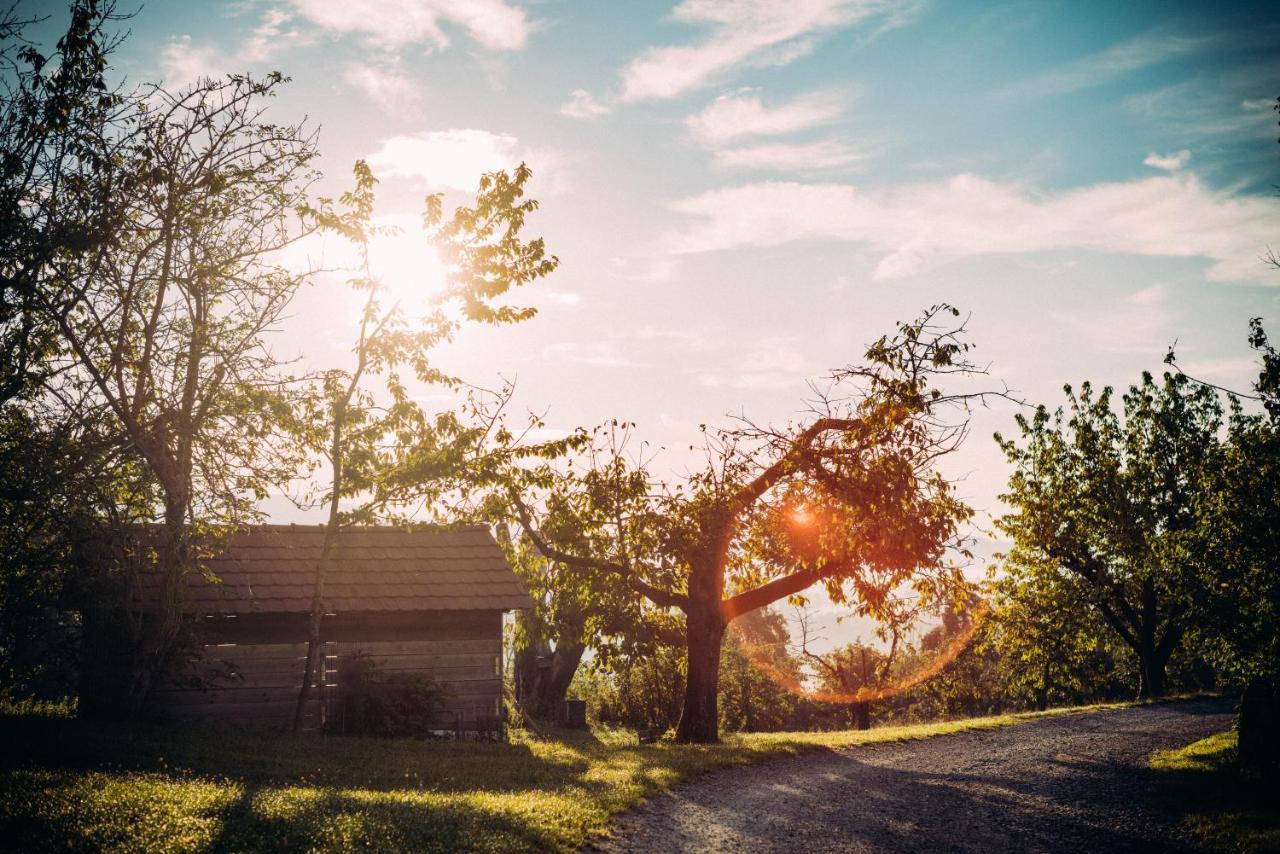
[598, 698, 1235, 853]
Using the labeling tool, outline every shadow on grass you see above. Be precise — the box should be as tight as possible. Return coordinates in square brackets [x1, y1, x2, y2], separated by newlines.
[1149, 734, 1280, 853]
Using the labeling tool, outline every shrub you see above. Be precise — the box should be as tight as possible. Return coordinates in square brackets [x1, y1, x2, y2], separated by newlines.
[331, 653, 451, 737]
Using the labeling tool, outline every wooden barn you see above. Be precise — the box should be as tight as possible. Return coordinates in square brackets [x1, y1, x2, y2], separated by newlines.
[141, 525, 532, 733]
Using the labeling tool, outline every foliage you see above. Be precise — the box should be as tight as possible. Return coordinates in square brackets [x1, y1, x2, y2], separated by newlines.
[289, 158, 566, 728]
[985, 562, 1117, 710]
[996, 371, 1222, 698]
[0, 697, 1134, 852]
[514, 305, 991, 741]
[1150, 730, 1280, 853]
[0, 0, 131, 404]
[330, 653, 450, 738]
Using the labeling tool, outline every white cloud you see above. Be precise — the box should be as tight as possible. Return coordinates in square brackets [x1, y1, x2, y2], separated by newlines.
[666, 169, 1280, 283]
[288, 0, 532, 50]
[344, 63, 420, 112]
[160, 9, 312, 87]
[541, 290, 582, 307]
[560, 89, 611, 119]
[1143, 150, 1190, 171]
[366, 130, 572, 196]
[1125, 283, 1168, 306]
[619, 0, 914, 101]
[711, 140, 863, 171]
[366, 129, 519, 191]
[686, 89, 843, 145]
[160, 35, 224, 85]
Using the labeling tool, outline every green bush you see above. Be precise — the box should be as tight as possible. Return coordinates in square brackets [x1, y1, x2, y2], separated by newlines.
[330, 653, 451, 737]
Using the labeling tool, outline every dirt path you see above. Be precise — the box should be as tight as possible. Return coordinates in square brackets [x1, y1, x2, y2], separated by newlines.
[598, 698, 1234, 853]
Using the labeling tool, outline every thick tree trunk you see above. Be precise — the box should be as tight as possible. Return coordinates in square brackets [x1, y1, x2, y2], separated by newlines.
[1238, 677, 1280, 773]
[514, 635, 586, 722]
[675, 603, 726, 743]
[1136, 649, 1169, 700]
[852, 701, 871, 730]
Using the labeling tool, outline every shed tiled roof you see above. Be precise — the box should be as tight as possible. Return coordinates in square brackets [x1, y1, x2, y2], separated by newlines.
[138, 525, 533, 614]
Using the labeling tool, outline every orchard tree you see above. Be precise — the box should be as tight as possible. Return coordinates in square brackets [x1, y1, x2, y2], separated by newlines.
[794, 602, 914, 730]
[513, 306, 992, 742]
[497, 426, 682, 723]
[997, 372, 1221, 699]
[1170, 319, 1280, 769]
[986, 562, 1107, 710]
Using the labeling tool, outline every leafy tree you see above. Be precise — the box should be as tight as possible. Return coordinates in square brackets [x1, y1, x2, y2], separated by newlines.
[496, 426, 681, 723]
[997, 372, 1222, 698]
[1171, 319, 1280, 769]
[26, 69, 319, 712]
[0, 407, 152, 700]
[290, 160, 562, 729]
[795, 603, 913, 730]
[0, 1, 131, 404]
[986, 563, 1110, 710]
[514, 306, 990, 742]
[719, 608, 801, 732]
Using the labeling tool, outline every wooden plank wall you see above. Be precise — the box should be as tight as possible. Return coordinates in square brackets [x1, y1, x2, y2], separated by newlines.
[150, 611, 504, 732]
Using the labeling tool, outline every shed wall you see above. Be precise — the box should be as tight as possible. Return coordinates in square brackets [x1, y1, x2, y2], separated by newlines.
[150, 610, 504, 732]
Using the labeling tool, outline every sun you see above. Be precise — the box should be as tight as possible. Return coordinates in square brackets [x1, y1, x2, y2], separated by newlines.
[365, 217, 449, 308]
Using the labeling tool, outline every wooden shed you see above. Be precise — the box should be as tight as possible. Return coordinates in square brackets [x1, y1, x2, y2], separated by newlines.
[143, 525, 532, 733]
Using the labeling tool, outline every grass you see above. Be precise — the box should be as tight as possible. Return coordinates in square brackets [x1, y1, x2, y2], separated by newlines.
[1150, 730, 1280, 853]
[0, 700, 1149, 852]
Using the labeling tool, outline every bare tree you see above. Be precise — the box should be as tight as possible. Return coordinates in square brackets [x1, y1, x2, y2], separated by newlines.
[33, 71, 319, 711]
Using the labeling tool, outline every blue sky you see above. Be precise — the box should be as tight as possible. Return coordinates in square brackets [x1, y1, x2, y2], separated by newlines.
[34, 0, 1280, 639]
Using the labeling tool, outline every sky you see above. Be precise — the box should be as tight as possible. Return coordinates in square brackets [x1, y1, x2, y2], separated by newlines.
[28, 0, 1280, 646]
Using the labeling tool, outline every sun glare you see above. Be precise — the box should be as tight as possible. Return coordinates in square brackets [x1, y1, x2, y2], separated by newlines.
[366, 222, 449, 309]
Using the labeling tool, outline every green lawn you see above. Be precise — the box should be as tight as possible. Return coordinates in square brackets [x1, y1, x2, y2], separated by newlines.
[1, 702, 1134, 853]
[1150, 730, 1280, 853]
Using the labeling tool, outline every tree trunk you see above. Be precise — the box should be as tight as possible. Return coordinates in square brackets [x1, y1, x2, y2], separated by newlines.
[126, 500, 188, 715]
[1238, 677, 1280, 773]
[675, 604, 726, 743]
[1035, 659, 1050, 711]
[294, 402, 345, 733]
[514, 636, 586, 722]
[852, 701, 871, 730]
[1136, 651, 1168, 700]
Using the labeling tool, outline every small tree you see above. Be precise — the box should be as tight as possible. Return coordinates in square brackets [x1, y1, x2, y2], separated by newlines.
[291, 161, 560, 730]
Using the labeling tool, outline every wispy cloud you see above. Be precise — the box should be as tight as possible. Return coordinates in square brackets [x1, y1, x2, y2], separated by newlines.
[666, 168, 1280, 283]
[686, 89, 843, 145]
[287, 0, 534, 51]
[541, 341, 645, 368]
[700, 338, 815, 389]
[1003, 30, 1232, 100]
[160, 8, 312, 86]
[616, 0, 917, 102]
[711, 140, 863, 172]
[1126, 64, 1280, 141]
